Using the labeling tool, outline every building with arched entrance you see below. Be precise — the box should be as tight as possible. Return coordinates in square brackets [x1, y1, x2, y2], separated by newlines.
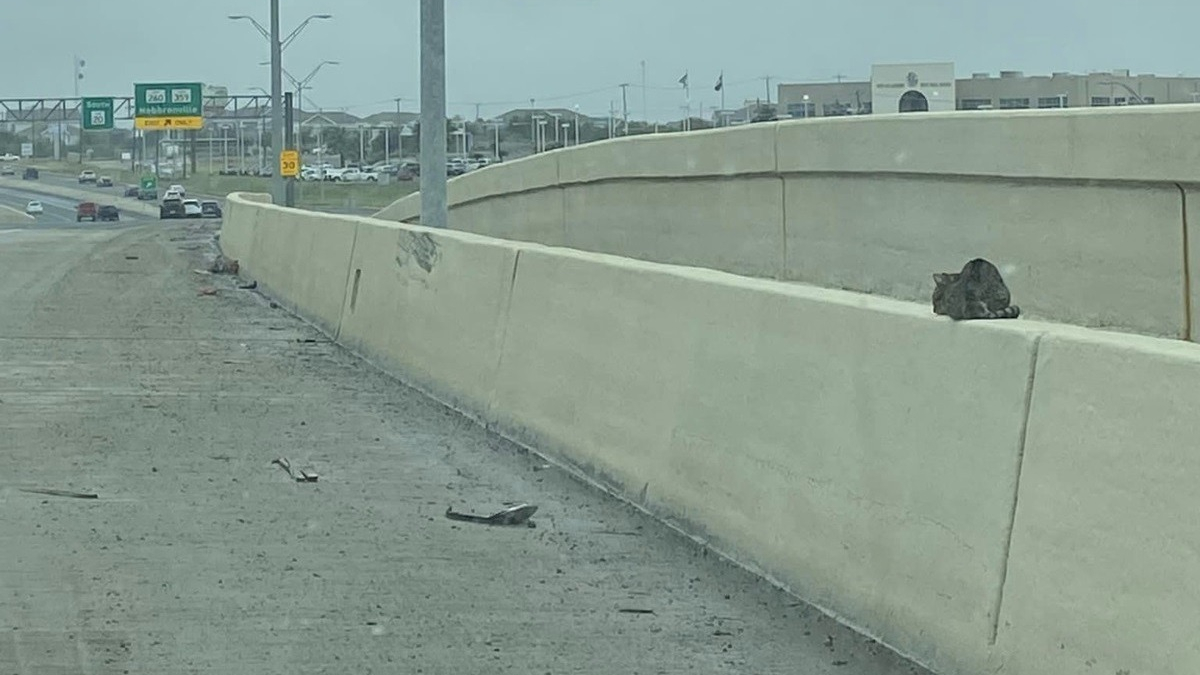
[870, 63, 956, 114]
[771, 63, 1200, 122]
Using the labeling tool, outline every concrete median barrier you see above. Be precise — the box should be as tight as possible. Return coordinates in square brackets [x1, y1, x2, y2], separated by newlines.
[236, 197, 357, 336]
[995, 329, 1200, 675]
[335, 221, 520, 418]
[224, 190, 1200, 675]
[783, 175, 1187, 337]
[487, 245, 1040, 675]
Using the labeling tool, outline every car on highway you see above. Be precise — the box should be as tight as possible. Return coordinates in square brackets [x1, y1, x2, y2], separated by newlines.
[137, 187, 157, 201]
[76, 202, 98, 222]
[181, 199, 203, 218]
[98, 205, 120, 222]
[200, 200, 222, 218]
[22, 167, 38, 180]
[168, 184, 185, 196]
[78, 170, 97, 183]
[159, 197, 185, 220]
[0, 153, 19, 162]
[123, 186, 140, 197]
[97, 176, 113, 187]
[25, 200, 42, 215]
[0, 165, 14, 176]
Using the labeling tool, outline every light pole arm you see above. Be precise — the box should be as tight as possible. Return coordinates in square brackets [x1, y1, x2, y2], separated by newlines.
[229, 15, 271, 41]
[281, 15, 332, 51]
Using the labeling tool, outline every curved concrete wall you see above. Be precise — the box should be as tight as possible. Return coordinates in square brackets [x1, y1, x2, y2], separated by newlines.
[375, 106, 1200, 341]
[225, 192, 1200, 675]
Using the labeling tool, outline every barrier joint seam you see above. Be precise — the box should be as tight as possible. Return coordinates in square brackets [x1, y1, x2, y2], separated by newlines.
[990, 332, 1044, 645]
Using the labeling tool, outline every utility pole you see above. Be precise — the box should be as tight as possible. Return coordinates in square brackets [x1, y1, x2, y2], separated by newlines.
[529, 97, 535, 145]
[640, 60, 647, 121]
[764, 76, 772, 105]
[474, 102, 481, 121]
[419, 0, 447, 229]
[269, 0, 285, 205]
[619, 83, 629, 134]
[284, 92, 295, 206]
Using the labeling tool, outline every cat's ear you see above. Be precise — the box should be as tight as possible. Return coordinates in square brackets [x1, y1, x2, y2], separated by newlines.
[933, 273, 949, 286]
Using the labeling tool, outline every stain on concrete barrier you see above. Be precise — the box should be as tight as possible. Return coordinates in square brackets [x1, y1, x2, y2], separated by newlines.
[396, 231, 441, 273]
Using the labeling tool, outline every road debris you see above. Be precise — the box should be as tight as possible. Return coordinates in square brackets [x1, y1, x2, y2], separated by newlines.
[198, 288, 218, 296]
[209, 256, 239, 275]
[444, 503, 538, 527]
[617, 608, 655, 615]
[20, 487, 99, 500]
[192, 269, 212, 276]
[125, 255, 139, 260]
[271, 457, 319, 482]
[238, 281, 258, 290]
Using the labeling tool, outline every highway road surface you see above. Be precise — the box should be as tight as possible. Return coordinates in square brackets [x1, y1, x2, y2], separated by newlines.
[0, 183, 932, 675]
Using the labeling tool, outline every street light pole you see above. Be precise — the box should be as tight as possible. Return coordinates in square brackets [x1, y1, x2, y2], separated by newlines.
[268, 0, 284, 204]
[419, 0, 448, 229]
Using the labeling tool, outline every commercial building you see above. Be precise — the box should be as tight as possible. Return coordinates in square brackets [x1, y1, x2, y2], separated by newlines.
[776, 64, 1200, 119]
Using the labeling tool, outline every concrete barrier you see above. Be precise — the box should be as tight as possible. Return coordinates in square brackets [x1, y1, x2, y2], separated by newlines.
[335, 221, 521, 419]
[225, 192, 1200, 675]
[219, 191, 271, 262]
[996, 328, 1200, 675]
[236, 196, 358, 336]
[783, 175, 1186, 337]
[372, 106, 1200, 340]
[488, 245, 1038, 675]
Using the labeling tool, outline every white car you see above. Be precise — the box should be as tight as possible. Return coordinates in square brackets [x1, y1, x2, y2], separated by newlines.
[25, 200, 43, 214]
[169, 184, 185, 196]
[0, 153, 19, 162]
[181, 199, 203, 218]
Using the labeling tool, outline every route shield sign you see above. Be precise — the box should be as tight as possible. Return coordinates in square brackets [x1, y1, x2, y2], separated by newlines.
[81, 97, 114, 130]
[279, 150, 299, 177]
[134, 82, 203, 129]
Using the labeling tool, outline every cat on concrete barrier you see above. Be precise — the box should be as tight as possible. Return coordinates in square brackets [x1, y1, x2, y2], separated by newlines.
[932, 258, 1020, 320]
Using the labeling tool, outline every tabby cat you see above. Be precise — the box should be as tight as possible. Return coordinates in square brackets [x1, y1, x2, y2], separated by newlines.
[932, 258, 1020, 320]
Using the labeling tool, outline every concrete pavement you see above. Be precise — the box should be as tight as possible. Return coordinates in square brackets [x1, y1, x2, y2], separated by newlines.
[0, 220, 932, 673]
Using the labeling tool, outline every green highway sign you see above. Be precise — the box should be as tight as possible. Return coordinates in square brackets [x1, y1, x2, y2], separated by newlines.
[134, 82, 203, 127]
[140, 175, 157, 190]
[81, 97, 114, 130]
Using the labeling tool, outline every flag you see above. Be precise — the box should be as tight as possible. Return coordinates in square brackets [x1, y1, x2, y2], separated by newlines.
[714, 72, 723, 92]
[678, 72, 688, 88]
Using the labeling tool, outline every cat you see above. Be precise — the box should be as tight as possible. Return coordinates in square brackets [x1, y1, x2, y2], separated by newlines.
[932, 258, 1020, 320]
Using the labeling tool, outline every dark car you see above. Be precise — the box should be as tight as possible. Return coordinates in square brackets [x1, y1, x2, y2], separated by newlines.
[200, 200, 222, 218]
[123, 186, 139, 197]
[76, 202, 98, 222]
[22, 167, 38, 180]
[98, 205, 119, 222]
[159, 197, 185, 220]
[138, 188, 157, 201]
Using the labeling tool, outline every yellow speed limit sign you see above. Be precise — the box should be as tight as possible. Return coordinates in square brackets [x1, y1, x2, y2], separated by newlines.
[279, 150, 300, 177]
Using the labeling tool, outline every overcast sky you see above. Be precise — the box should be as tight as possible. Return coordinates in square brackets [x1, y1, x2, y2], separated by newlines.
[2, 0, 1198, 121]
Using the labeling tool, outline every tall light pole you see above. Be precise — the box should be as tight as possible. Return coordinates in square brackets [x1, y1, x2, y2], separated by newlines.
[420, 0, 448, 229]
[230, 10, 332, 205]
[262, 59, 339, 162]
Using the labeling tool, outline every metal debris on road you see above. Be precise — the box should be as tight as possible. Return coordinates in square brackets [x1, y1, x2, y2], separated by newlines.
[271, 457, 319, 483]
[444, 503, 538, 527]
[238, 281, 258, 290]
[198, 288, 218, 296]
[20, 487, 99, 500]
[125, 255, 139, 260]
[192, 269, 212, 275]
[617, 608, 655, 614]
